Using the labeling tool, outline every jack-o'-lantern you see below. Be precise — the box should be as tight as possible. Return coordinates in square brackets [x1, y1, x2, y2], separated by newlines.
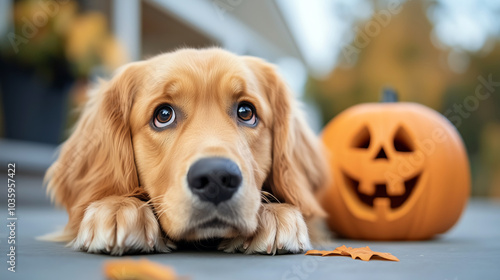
[321, 90, 470, 240]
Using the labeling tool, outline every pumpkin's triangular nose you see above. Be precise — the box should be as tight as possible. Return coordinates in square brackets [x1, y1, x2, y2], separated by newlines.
[375, 147, 388, 160]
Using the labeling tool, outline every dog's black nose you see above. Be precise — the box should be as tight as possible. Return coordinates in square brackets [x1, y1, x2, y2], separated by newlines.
[187, 157, 242, 205]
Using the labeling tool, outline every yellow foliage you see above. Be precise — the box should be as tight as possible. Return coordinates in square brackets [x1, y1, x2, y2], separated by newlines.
[66, 13, 107, 62]
[101, 37, 128, 71]
[52, 1, 78, 36]
[5, 0, 127, 78]
[311, 0, 453, 115]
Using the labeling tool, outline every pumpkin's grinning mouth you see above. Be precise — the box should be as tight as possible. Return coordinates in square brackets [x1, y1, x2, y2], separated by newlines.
[342, 172, 420, 209]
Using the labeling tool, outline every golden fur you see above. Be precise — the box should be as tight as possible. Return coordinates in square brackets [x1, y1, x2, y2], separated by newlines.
[44, 48, 329, 255]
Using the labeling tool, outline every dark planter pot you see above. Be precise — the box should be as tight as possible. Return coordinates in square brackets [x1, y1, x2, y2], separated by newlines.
[0, 60, 73, 145]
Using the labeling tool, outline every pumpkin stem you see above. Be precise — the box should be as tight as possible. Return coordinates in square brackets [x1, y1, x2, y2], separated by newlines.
[381, 88, 399, 102]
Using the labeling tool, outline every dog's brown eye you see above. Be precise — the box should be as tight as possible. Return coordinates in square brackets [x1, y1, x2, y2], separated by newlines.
[237, 102, 257, 126]
[154, 105, 176, 128]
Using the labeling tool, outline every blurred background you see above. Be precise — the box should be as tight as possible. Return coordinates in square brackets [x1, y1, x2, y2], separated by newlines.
[0, 0, 499, 202]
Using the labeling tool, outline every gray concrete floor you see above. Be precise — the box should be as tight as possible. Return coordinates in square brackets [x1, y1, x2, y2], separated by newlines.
[0, 140, 500, 279]
[1, 176, 499, 280]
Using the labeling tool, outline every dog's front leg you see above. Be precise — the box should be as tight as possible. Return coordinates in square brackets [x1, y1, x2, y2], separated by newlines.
[219, 203, 311, 255]
[69, 196, 175, 255]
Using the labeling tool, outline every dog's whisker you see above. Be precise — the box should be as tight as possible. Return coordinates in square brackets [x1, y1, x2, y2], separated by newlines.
[138, 200, 153, 209]
[155, 208, 169, 220]
[261, 195, 271, 204]
[139, 194, 169, 210]
[261, 191, 281, 203]
[157, 212, 167, 220]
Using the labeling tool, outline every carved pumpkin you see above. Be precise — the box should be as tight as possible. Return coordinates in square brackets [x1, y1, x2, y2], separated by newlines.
[321, 90, 470, 240]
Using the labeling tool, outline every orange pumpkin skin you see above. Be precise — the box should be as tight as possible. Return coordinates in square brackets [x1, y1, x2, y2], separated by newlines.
[321, 102, 470, 240]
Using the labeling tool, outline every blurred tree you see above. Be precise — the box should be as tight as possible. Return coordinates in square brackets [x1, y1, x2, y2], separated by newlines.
[440, 44, 500, 196]
[307, 0, 500, 196]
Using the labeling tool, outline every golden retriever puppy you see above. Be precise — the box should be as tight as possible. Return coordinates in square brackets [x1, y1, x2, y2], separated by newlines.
[45, 48, 329, 255]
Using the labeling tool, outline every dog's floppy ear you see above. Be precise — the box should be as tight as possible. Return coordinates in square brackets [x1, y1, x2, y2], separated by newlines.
[45, 63, 143, 233]
[245, 57, 329, 218]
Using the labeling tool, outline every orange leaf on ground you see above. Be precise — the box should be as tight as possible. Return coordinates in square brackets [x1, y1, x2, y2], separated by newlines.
[104, 258, 177, 280]
[306, 245, 399, 262]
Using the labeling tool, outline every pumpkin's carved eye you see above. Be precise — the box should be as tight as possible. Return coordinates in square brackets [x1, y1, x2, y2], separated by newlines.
[352, 126, 371, 149]
[393, 126, 414, 152]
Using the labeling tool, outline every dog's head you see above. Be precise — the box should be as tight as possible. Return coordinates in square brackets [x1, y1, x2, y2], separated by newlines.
[47, 48, 327, 241]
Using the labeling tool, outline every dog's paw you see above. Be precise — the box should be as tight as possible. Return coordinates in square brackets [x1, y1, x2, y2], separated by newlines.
[219, 203, 311, 255]
[69, 196, 175, 255]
